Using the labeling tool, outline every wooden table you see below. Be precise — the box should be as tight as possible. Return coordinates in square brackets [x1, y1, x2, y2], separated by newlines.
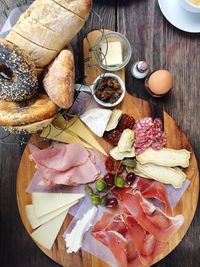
[0, 0, 200, 266]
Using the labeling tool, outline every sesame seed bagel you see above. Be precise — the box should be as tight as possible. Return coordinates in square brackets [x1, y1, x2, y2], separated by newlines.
[4, 115, 56, 134]
[0, 94, 58, 126]
[0, 38, 38, 102]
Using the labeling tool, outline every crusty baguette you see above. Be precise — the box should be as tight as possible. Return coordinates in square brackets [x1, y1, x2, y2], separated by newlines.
[51, 0, 92, 19]
[43, 49, 75, 109]
[28, 0, 85, 40]
[6, 30, 57, 68]
[12, 15, 61, 51]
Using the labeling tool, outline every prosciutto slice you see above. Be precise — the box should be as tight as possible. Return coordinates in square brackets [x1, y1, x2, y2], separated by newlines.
[133, 177, 172, 215]
[29, 143, 89, 171]
[123, 214, 167, 265]
[93, 210, 143, 267]
[114, 189, 184, 242]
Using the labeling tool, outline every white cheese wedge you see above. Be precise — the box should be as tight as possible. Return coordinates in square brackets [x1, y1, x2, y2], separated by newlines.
[135, 162, 187, 188]
[31, 210, 67, 250]
[136, 147, 191, 168]
[32, 192, 84, 217]
[26, 202, 76, 229]
[65, 206, 97, 253]
[106, 109, 122, 131]
[80, 108, 112, 137]
[100, 41, 123, 66]
[118, 129, 134, 152]
[110, 146, 135, 160]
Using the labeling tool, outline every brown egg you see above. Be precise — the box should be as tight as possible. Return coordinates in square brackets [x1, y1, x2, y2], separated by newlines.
[147, 70, 173, 97]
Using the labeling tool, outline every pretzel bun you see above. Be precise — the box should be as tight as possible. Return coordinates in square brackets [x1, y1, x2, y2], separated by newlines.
[0, 94, 57, 126]
[43, 49, 75, 109]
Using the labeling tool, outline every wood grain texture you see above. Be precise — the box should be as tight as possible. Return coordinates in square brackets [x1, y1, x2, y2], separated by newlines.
[16, 30, 199, 267]
[1, 0, 200, 267]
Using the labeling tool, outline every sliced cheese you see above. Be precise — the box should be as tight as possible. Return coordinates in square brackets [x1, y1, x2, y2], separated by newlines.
[26, 203, 75, 229]
[64, 116, 107, 156]
[135, 162, 187, 188]
[32, 192, 84, 217]
[31, 210, 67, 250]
[136, 147, 191, 168]
[80, 108, 112, 137]
[40, 122, 93, 149]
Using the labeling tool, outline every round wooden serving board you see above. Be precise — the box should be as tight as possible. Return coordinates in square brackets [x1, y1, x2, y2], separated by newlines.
[17, 30, 199, 267]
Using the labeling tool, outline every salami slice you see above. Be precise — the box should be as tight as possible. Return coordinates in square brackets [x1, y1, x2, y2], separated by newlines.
[134, 117, 166, 154]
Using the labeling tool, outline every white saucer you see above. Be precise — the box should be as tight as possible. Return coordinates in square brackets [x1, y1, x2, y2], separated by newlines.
[158, 0, 200, 33]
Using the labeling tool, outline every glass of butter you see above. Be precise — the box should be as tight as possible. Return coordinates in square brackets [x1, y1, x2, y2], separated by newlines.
[93, 32, 132, 71]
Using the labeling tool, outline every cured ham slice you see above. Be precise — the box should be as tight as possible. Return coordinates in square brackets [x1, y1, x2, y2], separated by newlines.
[114, 189, 184, 242]
[29, 143, 89, 171]
[123, 214, 167, 265]
[31, 156, 99, 186]
[93, 211, 143, 267]
[29, 143, 101, 186]
[133, 177, 172, 215]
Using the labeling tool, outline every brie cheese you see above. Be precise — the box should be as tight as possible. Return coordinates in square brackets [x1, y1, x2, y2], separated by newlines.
[80, 108, 112, 137]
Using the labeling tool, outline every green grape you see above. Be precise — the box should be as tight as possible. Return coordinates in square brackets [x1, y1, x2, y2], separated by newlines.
[96, 180, 107, 192]
[114, 176, 125, 188]
[90, 194, 101, 206]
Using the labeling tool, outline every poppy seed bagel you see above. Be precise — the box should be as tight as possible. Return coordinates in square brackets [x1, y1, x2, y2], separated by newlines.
[0, 38, 38, 102]
[0, 94, 58, 126]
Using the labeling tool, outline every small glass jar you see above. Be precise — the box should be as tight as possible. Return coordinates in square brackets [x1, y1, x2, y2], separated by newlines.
[93, 32, 132, 71]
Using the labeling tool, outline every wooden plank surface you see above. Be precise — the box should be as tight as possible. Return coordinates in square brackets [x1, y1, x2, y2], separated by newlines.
[1, 0, 200, 267]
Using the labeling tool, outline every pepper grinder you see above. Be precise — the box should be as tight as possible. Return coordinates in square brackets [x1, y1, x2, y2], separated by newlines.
[131, 61, 149, 79]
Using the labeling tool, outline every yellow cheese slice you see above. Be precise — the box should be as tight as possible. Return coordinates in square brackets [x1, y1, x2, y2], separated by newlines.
[56, 116, 107, 156]
[32, 192, 84, 217]
[40, 122, 93, 149]
[31, 210, 67, 250]
[26, 201, 76, 229]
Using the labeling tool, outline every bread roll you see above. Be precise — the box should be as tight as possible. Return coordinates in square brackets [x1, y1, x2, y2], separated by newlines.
[6, 31, 57, 68]
[52, 0, 92, 19]
[43, 49, 75, 109]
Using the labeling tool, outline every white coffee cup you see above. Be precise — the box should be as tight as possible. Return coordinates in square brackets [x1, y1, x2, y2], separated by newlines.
[179, 0, 200, 13]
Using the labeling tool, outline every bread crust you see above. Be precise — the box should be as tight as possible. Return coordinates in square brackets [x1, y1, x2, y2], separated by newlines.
[4, 116, 56, 134]
[12, 15, 61, 51]
[6, 31, 58, 68]
[43, 50, 75, 108]
[0, 94, 57, 126]
[51, 0, 92, 19]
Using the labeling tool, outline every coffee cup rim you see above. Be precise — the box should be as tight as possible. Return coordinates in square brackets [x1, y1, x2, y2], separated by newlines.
[185, 0, 200, 8]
